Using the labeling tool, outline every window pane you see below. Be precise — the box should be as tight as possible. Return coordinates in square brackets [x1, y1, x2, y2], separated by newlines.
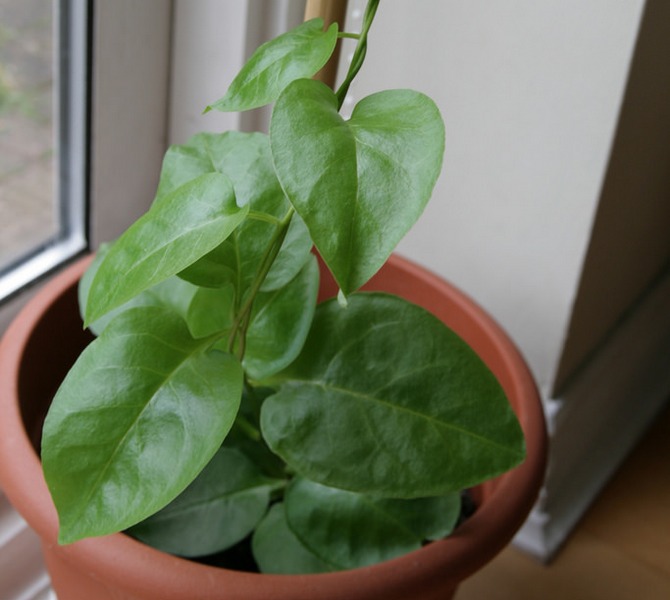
[0, 0, 88, 301]
[0, 0, 55, 267]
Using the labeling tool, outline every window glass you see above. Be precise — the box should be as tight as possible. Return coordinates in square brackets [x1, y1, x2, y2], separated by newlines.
[0, 0, 88, 301]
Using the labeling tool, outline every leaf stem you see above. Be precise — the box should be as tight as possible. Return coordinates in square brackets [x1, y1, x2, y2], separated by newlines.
[247, 210, 281, 226]
[334, 0, 380, 109]
[338, 32, 360, 40]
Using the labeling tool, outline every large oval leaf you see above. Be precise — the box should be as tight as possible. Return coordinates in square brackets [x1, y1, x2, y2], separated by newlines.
[270, 80, 445, 295]
[42, 306, 244, 544]
[207, 19, 338, 113]
[128, 447, 283, 557]
[261, 293, 525, 497]
[85, 173, 247, 325]
[284, 478, 461, 570]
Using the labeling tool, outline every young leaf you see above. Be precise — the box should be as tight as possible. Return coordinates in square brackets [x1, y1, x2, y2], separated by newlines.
[244, 255, 320, 381]
[128, 447, 284, 557]
[261, 293, 525, 498]
[42, 306, 244, 544]
[156, 132, 312, 293]
[270, 80, 445, 295]
[284, 478, 461, 570]
[207, 19, 338, 113]
[185, 284, 236, 339]
[252, 503, 334, 574]
[85, 173, 247, 325]
[155, 132, 281, 207]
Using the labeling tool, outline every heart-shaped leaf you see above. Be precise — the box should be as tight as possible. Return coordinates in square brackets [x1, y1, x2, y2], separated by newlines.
[284, 478, 461, 570]
[85, 173, 247, 325]
[128, 447, 284, 557]
[207, 19, 338, 113]
[43, 306, 244, 544]
[261, 293, 525, 497]
[270, 80, 445, 295]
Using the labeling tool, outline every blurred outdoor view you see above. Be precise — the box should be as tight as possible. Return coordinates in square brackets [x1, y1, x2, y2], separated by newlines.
[0, 0, 56, 272]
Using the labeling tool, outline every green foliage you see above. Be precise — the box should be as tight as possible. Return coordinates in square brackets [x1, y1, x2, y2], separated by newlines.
[207, 18, 338, 113]
[128, 447, 284, 557]
[42, 0, 525, 574]
[261, 294, 524, 498]
[270, 81, 444, 295]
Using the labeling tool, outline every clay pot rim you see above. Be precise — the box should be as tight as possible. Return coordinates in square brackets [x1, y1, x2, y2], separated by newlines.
[0, 253, 547, 595]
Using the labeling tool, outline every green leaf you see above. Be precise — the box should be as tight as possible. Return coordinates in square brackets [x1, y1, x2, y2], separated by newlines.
[42, 306, 244, 544]
[252, 503, 333, 574]
[85, 173, 247, 325]
[284, 478, 461, 570]
[186, 256, 319, 379]
[185, 284, 236, 339]
[207, 19, 338, 113]
[261, 214, 311, 292]
[128, 448, 283, 557]
[270, 80, 445, 295]
[156, 132, 281, 208]
[261, 293, 525, 497]
[79, 244, 199, 336]
[156, 132, 312, 293]
[244, 255, 319, 380]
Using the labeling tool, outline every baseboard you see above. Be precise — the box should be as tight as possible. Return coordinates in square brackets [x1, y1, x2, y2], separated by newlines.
[512, 267, 670, 562]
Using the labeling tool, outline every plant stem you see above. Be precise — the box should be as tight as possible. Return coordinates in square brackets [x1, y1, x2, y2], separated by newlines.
[227, 207, 295, 358]
[335, 0, 380, 109]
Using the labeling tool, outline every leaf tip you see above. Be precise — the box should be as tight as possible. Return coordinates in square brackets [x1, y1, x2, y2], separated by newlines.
[337, 289, 348, 308]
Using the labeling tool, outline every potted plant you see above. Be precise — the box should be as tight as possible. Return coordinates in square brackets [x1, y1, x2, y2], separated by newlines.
[0, 2, 546, 598]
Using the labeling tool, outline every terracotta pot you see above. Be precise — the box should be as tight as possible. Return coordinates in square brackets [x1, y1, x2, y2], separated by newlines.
[0, 254, 547, 600]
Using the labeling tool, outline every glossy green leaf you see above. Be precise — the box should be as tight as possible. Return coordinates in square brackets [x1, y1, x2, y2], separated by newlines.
[156, 131, 281, 207]
[252, 503, 333, 574]
[186, 256, 318, 379]
[207, 19, 338, 113]
[284, 478, 461, 570]
[42, 306, 244, 544]
[156, 132, 312, 292]
[244, 255, 319, 380]
[185, 284, 236, 339]
[260, 214, 311, 292]
[261, 293, 525, 497]
[79, 244, 199, 336]
[85, 173, 247, 325]
[128, 447, 283, 557]
[270, 80, 445, 295]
